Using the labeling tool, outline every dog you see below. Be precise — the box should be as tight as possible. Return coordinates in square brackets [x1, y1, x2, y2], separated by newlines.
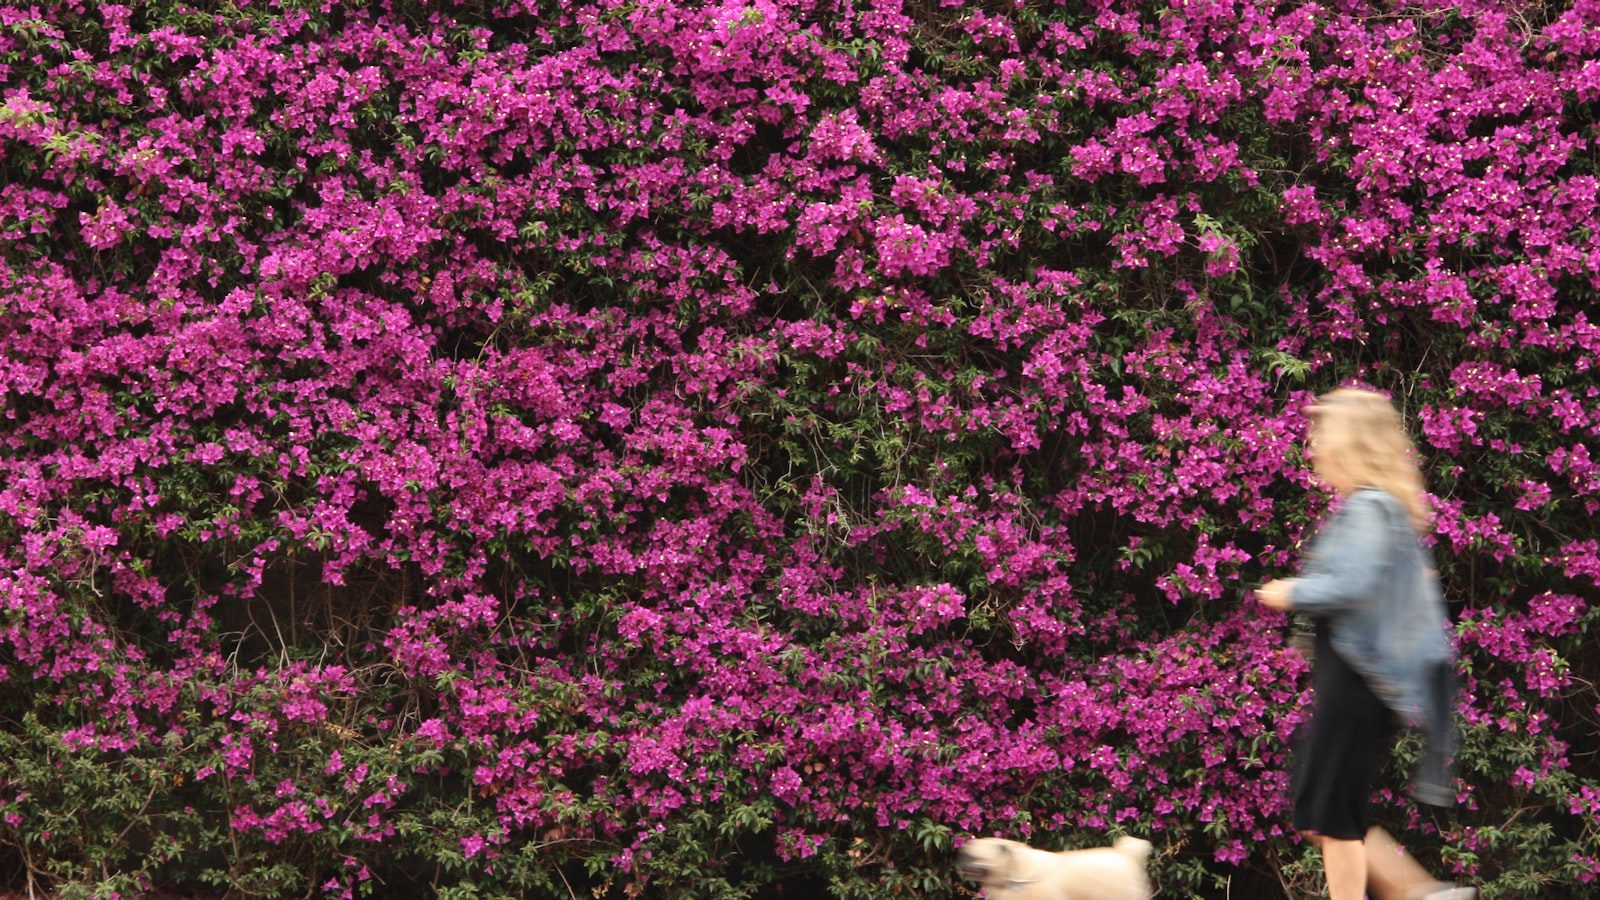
[955, 835, 1153, 900]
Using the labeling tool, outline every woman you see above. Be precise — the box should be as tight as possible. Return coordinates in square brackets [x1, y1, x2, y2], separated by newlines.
[1255, 388, 1472, 900]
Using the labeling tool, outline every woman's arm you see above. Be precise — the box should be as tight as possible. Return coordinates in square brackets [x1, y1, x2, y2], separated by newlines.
[1277, 490, 1398, 615]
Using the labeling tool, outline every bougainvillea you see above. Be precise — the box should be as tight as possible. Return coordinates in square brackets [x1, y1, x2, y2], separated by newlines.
[1, 0, 1597, 897]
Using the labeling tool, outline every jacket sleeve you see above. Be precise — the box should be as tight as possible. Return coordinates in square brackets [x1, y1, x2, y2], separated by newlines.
[1288, 491, 1399, 615]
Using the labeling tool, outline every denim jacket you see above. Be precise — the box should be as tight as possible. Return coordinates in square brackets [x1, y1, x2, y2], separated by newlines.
[1288, 487, 1459, 806]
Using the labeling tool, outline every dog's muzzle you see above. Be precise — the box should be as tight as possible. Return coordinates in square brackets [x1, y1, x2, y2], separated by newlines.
[955, 845, 995, 881]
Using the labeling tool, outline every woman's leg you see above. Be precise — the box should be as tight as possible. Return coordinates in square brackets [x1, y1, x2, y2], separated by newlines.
[1319, 836, 1368, 900]
[1364, 826, 1476, 900]
[1365, 826, 1435, 899]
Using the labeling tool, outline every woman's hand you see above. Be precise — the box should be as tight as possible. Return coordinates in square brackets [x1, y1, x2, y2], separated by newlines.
[1255, 578, 1295, 611]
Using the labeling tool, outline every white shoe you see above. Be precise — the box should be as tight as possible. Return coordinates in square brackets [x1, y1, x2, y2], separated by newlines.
[1417, 886, 1476, 900]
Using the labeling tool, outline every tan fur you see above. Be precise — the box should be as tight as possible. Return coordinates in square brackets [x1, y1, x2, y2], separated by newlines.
[955, 835, 1153, 900]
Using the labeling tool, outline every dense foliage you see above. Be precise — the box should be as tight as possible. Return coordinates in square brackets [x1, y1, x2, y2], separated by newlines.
[2, 0, 1597, 896]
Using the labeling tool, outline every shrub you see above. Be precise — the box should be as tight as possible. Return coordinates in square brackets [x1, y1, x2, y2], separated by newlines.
[1, 0, 1596, 896]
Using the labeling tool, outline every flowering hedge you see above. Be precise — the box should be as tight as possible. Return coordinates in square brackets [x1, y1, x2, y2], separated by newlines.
[2, 0, 1597, 897]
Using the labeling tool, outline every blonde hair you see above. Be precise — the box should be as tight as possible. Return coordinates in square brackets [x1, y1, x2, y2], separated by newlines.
[1306, 387, 1431, 532]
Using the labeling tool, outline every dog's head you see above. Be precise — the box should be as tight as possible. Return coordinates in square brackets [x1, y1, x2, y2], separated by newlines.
[955, 837, 1019, 886]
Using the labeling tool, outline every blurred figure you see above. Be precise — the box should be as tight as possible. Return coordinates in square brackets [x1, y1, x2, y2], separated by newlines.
[1255, 388, 1472, 900]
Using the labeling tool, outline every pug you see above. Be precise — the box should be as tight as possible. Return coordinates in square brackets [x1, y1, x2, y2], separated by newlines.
[955, 835, 1153, 900]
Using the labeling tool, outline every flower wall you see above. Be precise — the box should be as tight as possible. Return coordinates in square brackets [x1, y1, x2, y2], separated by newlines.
[1, 0, 1597, 897]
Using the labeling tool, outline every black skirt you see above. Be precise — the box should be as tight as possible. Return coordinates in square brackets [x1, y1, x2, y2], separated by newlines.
[1291, 621, 1399, 840]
